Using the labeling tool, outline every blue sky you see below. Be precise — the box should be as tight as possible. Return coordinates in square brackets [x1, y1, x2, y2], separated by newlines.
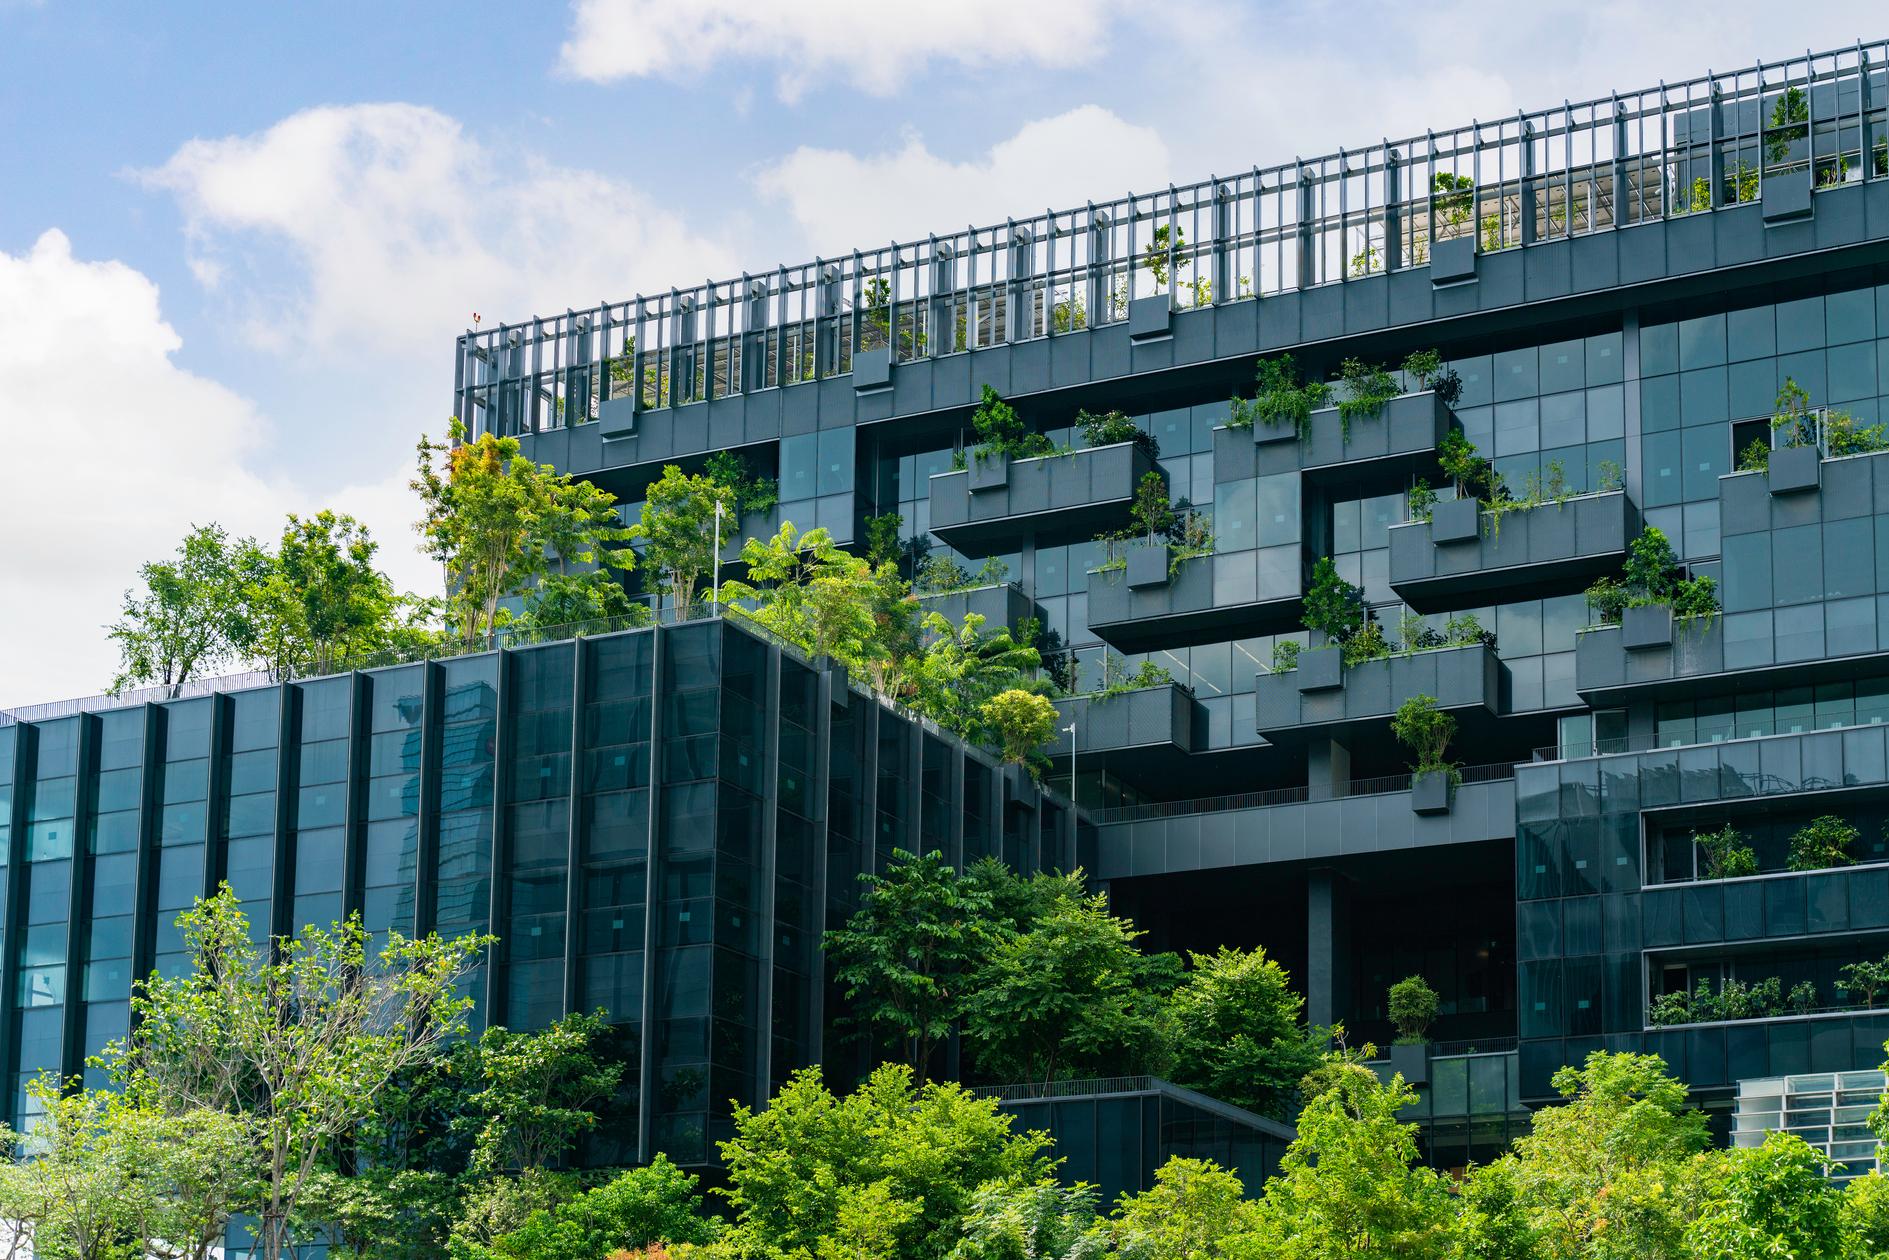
[2, 0, 1882, 706]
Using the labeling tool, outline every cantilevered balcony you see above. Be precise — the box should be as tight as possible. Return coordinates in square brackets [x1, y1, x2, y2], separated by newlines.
[1051, 682, 1205, 780]
[1212, 390, 1453, 497]
[1086, 547, 1302, 652]
[1574, 619, 1889, 702]
[1388, 490, 1638, 612]
[928, 442, 1160, 555]
[1255, 643, 1505, 744]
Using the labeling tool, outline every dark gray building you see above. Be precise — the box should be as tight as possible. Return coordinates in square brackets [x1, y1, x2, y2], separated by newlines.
[9, 38, 1889, 1179]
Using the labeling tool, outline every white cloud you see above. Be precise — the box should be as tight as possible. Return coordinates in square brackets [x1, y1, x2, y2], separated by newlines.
[558, 0, 1129, 100]
[755, 106, 1174, 257]
[139, 103, 737, 356]
[0, 231, 434, 710]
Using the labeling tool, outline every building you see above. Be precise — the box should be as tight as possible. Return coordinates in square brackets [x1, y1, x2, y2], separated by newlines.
[8, 39, 1889, 1180]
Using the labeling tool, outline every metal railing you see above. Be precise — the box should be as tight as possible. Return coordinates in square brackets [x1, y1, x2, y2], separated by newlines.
[1090, 759, 1520, 824]
[455, 42, 1889, 439]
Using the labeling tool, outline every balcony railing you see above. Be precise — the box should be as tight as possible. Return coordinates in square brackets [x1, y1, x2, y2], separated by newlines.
[1088, 759, 1519, 824]
[455, 42, 1889, 439]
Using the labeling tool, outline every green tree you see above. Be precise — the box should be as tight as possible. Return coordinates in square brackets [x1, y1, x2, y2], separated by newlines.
[1787, 815, 1858, 871]
[1685, 1132, 1844, 1260]
[1492, 1051, 1711, 1260]
[513, 568, 647, 633]
[1844, 1170, 1889, 1259]
[103, 887, 488, 1260]
[1245, 1065, 1453, 1260]
[108, 522, 265, 694]
[970, 386, 1052, 460]
[296, 1166, 462, 1260]
[1301, 556, 1364, 644]
[714, 1064, 1054, 1260]
[824, 849, 994, 1077]
[1388, 974, 1440, 1045]
[458, 1010, 626, 1177]
[962, 889, 1176, 1084]
[980, 688, 1058, 766]
[414, 419, 633, 640]
[1108, 1157, 1264, 1260]
[719, 521, 878, 664]
[904, 611, 1041, 737]
[625, 464, 736, 615]
[949, 1181, 1108, 1260]
[248, 510, 436, 677]
[1696, 824, 1759, 879]
[468, 1157, 718, 1260]
[1164, 946, 1322, 1121]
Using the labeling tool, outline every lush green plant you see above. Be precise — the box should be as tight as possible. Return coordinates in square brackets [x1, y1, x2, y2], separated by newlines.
[1108, 1157, 1262, 1259]
[1164, 946, 1325, 1121]
[1646, 988, 1695, 1027]
[1437, 427, 1498, 502]
[864, 510, 904, 566]
[963, 887, 1178, 1085]
[1586, 525, 1718, 626]
[1766, 86, 1809, 164]
[1093, 654, 1173, 699]
[703, 449, 779, 517]
[1697, 824, 1758, 879]
[1387, 974, 1441, 1045]
[718, 522, 880, 664]
[1433, 171, 1475, 238]
[714, 1064, 1054, 1260]
[1341, 617, 1391, 667]
[1142, 223, 1187, 291]
[950, 1182, 1106, 1260]
[1126, 469, 1176, 541]
[1335, 356, 1400, 430]
[1391, 695, 1459, 784]
[824, 850, 997, 1078]
[1842, 958, 1889, 1009]
[1787, 814, 1858, 871]
[1228, 353, 1331, 438]
[1401, 348, 1443, 388]
[1788, 980, 1819, 1014]
[1245, 1064, 1453, 1259]
[467, 1158, 718, 1260]
[1687, 1132, 1845, 1260]
[105, 888, 488, 1260]
[455, 1012, 624, 1178]
[980, 688, 1059, 767]
[1406, 478, 1437, 523]
[971, 385, 1054, 461]
[916, 553, 972, 593]
[1075, 407, 1159, 458]
[1597, 458, 1624, 492]
[1302, 556, 1365, 643]
[1270, 639, 1302, 673]
[623, 463, 735, 615]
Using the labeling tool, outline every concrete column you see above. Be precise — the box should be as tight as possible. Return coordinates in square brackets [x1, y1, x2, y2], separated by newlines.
[1307, 868, 1352, 1030]
[1307, 737, 1351, 802]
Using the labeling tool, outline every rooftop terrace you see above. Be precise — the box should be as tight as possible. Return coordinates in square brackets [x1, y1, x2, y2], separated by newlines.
[455, 40, 1889, 440]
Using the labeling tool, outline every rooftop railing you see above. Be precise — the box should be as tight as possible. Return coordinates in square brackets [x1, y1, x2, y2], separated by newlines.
[456, 41, 1889, 440]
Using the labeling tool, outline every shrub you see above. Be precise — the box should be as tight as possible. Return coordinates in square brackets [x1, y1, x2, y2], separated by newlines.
[1787, 815, 1858, 872]
[1340, 619, 1390, 667]
[1406, 479, 1437, 523]
[1390, 694, 1458, 781]
[1840, 958, 1889, 1008]
[1336, 357, 1400, 430]
[1386, 975, 1440, 1045]
[1695, 824, 1757, 879]
[1229, 354, 1330, 438]
[1269, 640, 1302, 673]
[1302, 557, 1364, 643]
[979, 690, 1058, 766]
[1076, 408, 1158, 459]
[1646, 989, 1693, 1027]
[971, 386, 1052, 460]
[1789, 980, 1819, 1014]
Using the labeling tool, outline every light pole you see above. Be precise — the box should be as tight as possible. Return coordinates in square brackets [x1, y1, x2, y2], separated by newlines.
[1063, 721, 1078, 806]
[711, 499, 724, 618]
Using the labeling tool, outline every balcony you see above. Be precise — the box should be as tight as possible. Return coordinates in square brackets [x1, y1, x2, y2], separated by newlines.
[1086, 548, 1302, 652]
[1092, 772, 1517, 878]
[913, 582, 1042, 639]
[1051, 682, 1204, 780]
[1211, 391, 1453, 497]
[1255, 643, 1504, 744]
[928, 441, 1160, 555]
[1388, 490, 1637, 612]
[1573, 618, 1889, 702]
[1643, 862, 1889, 948]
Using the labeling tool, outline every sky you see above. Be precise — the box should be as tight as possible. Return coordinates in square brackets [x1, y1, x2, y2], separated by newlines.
[1, 1, 1883, 709]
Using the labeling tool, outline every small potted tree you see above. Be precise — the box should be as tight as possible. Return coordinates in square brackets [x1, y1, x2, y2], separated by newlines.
[1124, 470, 1178, 589]
[981, 687, 1057, 810]
[1387, 974, 1439, 1084]
[1296, 557, 1363, 691]
[1392, 693, 1458, 815]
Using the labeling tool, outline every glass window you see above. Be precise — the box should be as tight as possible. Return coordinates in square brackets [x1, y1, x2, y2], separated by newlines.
[1641, 322, 1679, 377]
[780, 433, 818, 502]
[1777, 296, 1826, 355]
[1541, 338, 1585, 393]
[1727, 305, 1776, 363]
[817, 428, 854, 494]
[1678, 313, 1727, 369]
[1585, 332, 1624, 385]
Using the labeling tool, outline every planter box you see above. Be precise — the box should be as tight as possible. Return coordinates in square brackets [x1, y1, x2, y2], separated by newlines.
[967, 450, 1009, 492]
[1410, 770, 1452, 816]
[1126, 543, 1171, 590]
[1256, 643, 1503, 742]
[1127, 294, 1172, 341]
[1389, 1041, 1431, 1085]
[1087, 552, 1303, 652]
[1762, 172, 1813, 224]
[1003, 762, 1038, 812]
[852, 347, 892, 390]
[1050, 683, 1202, 758]
[1297, 391, 1453, 491]
[930, 441, 1158, 555]
[1429, 496, 1480, 544]
[1621, 604, 1674, 651]
[1387, 491, 1637, 612]
[1767, 445, 1821, 495]
[1296, 646, 1344, 692]
[913, 583, 1040, 640]
[1430, 237, 1476, 285]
